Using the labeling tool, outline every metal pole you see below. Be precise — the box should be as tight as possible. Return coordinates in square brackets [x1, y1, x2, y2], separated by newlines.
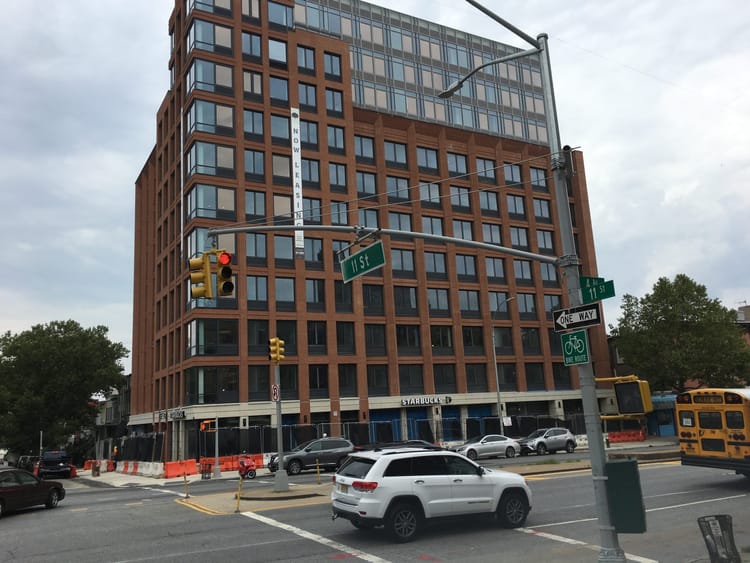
[213, 416, 221, 477]
[273, 363, 289, 492]
[536, 32, 624, 563]
[492, 296, 516, 436]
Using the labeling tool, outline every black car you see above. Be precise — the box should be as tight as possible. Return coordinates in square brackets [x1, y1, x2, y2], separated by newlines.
[17, 455, 40, 473]
[267, 437, 355, 475]
[0, 468, 65, 518]
[38, 450, 72, 479]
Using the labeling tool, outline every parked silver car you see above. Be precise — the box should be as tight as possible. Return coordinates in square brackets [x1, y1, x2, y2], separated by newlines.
[454, 434, 520, 460]
[518, 427, 577, 456]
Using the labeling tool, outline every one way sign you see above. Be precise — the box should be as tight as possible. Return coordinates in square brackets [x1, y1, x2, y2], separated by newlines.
[553, 302, 602, 332]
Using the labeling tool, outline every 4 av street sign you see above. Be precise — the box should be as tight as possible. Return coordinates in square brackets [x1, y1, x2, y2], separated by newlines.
[553, 302, 602, 332]
[341, 240, 386, 283]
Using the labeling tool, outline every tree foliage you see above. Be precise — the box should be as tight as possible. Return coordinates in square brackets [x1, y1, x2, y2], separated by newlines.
[0, 320, 128, 454]
[610, 274, 750, 393]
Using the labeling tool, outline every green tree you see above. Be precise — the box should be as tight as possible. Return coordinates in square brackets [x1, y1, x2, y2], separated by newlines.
[0, 320, 128, 454]
[611, 274, 750, 393]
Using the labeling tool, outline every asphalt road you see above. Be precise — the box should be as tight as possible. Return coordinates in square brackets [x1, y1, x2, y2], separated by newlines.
[1, 462, 749, 562]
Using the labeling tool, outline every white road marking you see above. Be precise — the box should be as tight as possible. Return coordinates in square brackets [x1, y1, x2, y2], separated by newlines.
[516, 528, 658, 563]
[241, 511, 391, 563]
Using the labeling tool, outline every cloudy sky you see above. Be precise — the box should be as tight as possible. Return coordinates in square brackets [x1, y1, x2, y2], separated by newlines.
[2, 1, 749, 373]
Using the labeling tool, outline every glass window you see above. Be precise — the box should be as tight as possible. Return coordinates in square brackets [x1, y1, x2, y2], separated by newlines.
[187, 19, 232, 54]
[389, 212, 412, 232]
[425, 251, 446, 276]
[187, 141, 235, 177]
[431, 325, 453, 352]
[510, 226, 529, 249]
[270, 76, 289, 103]
[530, 167, 547, 191]
[482, 223, 502, 245]
[422, 216, 443, 236]
[329, 164, 347, 192]
[427, 288, 449, 314]
[302, 158, 320, 184]
[507, 194, 525, 217]
[242, 32, 262, 59]
[354, 135, 374, 159]
[245, 190, 265, 219]
[420, 182, 441, 205]
[447, 152, 467, 176]
[518, 294, 537, 319]
[534, 198, 551, 222]
[479, 191, 498, 213]
[359, 208, 378, 228]
[275, 277, 295, 303]
[187, 99, 234, 135]
[303, 197, 322, 223]
[386, 176, 409, 200]
[326, 88, 343, 114]
[186, 183, 235, 220]
[459, 289, 480, 315]
[392, 248, 415, 273]
[394, 286, 418, 315]
[537, 230, 555, 254]
[324, 52, 342, 77]
[300, 120, 318, 146]
[417, 147, 438, 170]
[299, 82, 317, 108]
[486, 257, 505, 281]
[270, 115, 290, 141]
[356, 171, 376, 195]
[540, 263, 558, 285]
[186, 59, 233, 95]
[525, 363, 545, 390]
[243, 109, 263, 139]
[298, 45, 315, 72]
[327, 125, 345, 151]
[504, 163, 522, 185]
[268, 38, 287, 64]
[244, 149, 264, 178]
[455, 254, 476, 277]
[243, 70, 262, 97]
[453, 219, 473, 240]
[514, 259, 533, 283]
[268, 0, 293, 27]
[384, 141, 407, 166]
[476, 157, 496, 181]
[450, 185, 470, 209]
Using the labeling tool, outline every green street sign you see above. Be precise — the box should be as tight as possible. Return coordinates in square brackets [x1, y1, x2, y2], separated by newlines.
[562, 329, 589, 366]
[580, 276, 605, 287]
[582, 279, 616, 304]
[341, 240, 386, 283]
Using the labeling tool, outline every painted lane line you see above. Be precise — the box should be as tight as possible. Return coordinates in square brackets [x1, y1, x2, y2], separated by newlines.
[516, 528, 658, 563]
[242, 511, 390, 563]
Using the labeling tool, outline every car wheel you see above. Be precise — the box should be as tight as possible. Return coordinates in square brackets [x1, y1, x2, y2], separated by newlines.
[386, 502, 422, 543]
[565, 441, 576, 453]
[536, 443, 547, 455]
[287, 460, 302, 475]
[247, 469, 256, 479]
[505, 446, 516, 459]
[497, 491, 529, 528]
[45, 489, 60, 509]
[466, 449, 478, 461]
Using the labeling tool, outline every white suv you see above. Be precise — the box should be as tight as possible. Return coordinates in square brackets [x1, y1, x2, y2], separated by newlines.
[331, 446, 532, 542]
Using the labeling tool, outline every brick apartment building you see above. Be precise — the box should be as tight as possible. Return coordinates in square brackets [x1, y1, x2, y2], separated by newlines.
[131, 0, 615, 461]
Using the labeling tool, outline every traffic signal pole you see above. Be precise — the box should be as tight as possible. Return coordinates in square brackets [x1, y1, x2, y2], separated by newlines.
[273, 361, 288, 492]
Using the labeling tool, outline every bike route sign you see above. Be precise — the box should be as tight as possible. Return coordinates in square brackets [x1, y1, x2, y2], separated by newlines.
[562, 329, 589, 366]
[553, 302, 602, 332]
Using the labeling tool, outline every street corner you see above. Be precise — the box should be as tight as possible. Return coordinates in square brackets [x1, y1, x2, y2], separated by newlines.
[176, 483, 333, 515]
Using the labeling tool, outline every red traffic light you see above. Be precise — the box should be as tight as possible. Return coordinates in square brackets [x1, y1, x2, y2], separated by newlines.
[218, 251, 232, 265]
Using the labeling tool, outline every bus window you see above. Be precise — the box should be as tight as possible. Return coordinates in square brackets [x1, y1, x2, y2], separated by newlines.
[726, 411, 744, 429]
[678, 410, 694, 427]
[698, 411, 723, 430]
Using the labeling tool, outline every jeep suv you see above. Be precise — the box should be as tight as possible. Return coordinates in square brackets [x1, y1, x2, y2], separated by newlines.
[518, 428, 577, 456]
[331, 446, 532, 542]
[38, 450, 72, 479]
[268, 437, 354, 475]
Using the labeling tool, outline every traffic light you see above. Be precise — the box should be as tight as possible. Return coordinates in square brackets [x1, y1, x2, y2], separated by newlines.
[269, 337, 285, 363]
[614, 379, 653, 414]
[189, 253, 213, 299]
[217, 251, 234, 296]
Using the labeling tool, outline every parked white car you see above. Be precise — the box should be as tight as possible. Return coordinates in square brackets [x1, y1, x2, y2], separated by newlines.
[454, 434, 520, 460]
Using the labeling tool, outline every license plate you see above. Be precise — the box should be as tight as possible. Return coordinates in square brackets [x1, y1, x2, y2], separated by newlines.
[338, 484, 348, 494]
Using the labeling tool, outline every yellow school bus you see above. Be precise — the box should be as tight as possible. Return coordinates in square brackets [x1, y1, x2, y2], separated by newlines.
[676, 388, 750, 476]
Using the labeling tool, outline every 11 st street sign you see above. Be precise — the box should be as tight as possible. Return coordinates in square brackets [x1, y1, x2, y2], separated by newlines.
[553, 302, 602, 332]
[341, 240, 386, 283]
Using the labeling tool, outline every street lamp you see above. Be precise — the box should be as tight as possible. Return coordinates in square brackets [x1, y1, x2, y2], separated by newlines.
[442, 2, 624, 561]
[491, 296, 516, 436]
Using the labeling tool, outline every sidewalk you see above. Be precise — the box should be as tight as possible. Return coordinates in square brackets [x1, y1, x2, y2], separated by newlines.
[71, 436, 679, 492]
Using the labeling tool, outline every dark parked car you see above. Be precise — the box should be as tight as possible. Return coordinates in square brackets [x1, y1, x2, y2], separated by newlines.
[0, 468, 65, 518]
[268, 437, 355, 475]
[38, 450, 72, 479]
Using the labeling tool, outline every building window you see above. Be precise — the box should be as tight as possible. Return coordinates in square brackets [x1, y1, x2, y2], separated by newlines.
[530, 167, 548, 191]
[268, 0, 293, 27]
[300, 120, 318, 147]
[302, 158, 320, 186]
[537, 230, 555, 254]
[277, 320, 297, 356]
[425, 251, 447, 278]
[248, 365, 269, 402]
[297, 45, 315, 72]
[462, 325, 484, 355]
[493, 326, 513, 355]
[243, 109, 263, 140]
[450, 185, 470, 209]
[466, 363, 487, 392]
[365, 324, 386, 356]
[430, 325, 453, 354]
[392, 248, 415, 276]
[386, 176, 409, 201]
[525, 363, 546, 391]
[242, 32, 262, 60]
[534, 198, 552, 222]
[422, 216, 443, 236]
[482, 223, 502, 245]
[185, 366, 239, 405]
[540, 263, 558, 286]
[324, 52, 342, 79]
[299, 82, 317, 110]
[521, 327, 541, 354]
[479, 191, 499, 214]
[335, 280, 353, 313]
[358, 208, 379, 228]
[244, 149, 264, 181]
[303, 197, 322, 223]
[498, 363, 517, 391]
[306, 278, 325, 312]
[417, 146, 438, 171]
[553, 364, 572, 390]
[489, 291, 512, 319]
[396, 326, 421, 355]
[434, 364, 457, 393]
[549, 329, 563, 356]
[269, 76, 289, 104]
[308, 365, 328, 398]
[518, 293, 537, 320]
[189, 0, 233, 16]
[304, 238, 324, 269]
[455, 254, 476, 280]
[356, 171, 376, 195]
[186, 318, 239, 357]
[384, 141, 407, 167]
[514, 259, 533, 285]
[186, 184, 235, 221]
[246, 233, 267, 263]
[476, 157, 496, 182]
[486, 257, 505, 283]
[363, 284, 384, 315]
[459, 289, 480, 317]
[186, 59, 233, 96]
[243, 70, 262, 98]
[270, 114, 290, 143]
[420, 182, 441, 206]
[367, 364, 389, 396]
[389, 212, 412, 232]
[330, 200, 348, 225]
[187, 141, 235, 177]
[279, 365, 298, 399]
[327, 125, 345, 152]
[453, 219, 473, 240]
[507, 194, 525, 218]
[427, 288, 449, 316]
[447, 152, 467, 176]
[504, 163, 522, 185]
[246, 275, 268, 310]
[544, 294, 562, 320]
[510, 226, 529, 250]
[307, 321, 327, 354]
[187, 99, 234, 136]
[245, 190, 265, 220]
[275, 277, 295, 310]
[329, 163, 347, 193]
[354, 135, 374, 162]
[268, 38, 287, 65]
[339, 364, 357, 397]
[394, 286, 417, 316]
[399, 364, 423, 393]
[325, 88, 343, 115]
